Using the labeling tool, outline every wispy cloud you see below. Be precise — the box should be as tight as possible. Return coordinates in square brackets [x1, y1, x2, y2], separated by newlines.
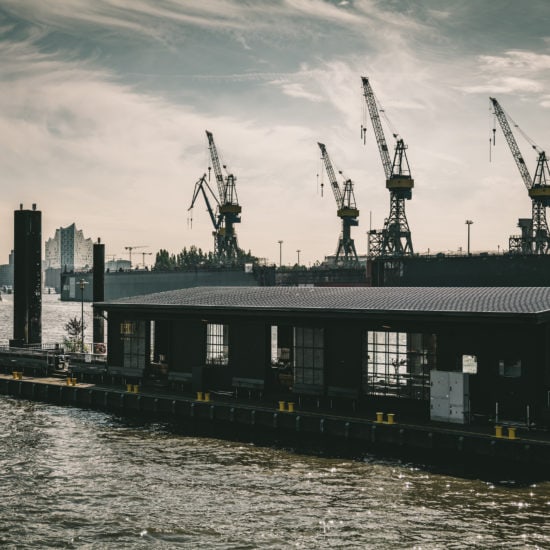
[460, 49, 550, 106]
[1, 0, 549, 263]
[479, 50, 550, 72]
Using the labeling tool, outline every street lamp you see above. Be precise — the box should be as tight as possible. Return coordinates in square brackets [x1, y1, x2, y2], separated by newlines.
[79, 278, 88, 352]
[296, 249, 301, 265]
[465, 220, 473, 255]
[277, 240, 283, 267]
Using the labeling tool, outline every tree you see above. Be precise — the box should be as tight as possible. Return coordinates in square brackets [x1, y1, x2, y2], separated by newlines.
[154, 249, 176, 270]
[63, 316, 86, 352]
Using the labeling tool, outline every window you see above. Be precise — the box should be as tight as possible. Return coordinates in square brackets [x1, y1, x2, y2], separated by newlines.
[363, 331, 436, 399]
[206, 323, 229, 365]
[293, 327, 324, 386]
[121, 320, 146, 370]
[271, 325, 291, 365]
[150, 320, 155, 363]
[499, 359, 521, 378]
[120, 321, 135, 336]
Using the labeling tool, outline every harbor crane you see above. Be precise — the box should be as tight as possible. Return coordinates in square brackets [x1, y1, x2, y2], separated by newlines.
[361, 76, 414, 257]
[124, 245, 147, 267]
[188, 131, 242, 262]
[317, 142, 360, 265]
[490, 97, 550, 254]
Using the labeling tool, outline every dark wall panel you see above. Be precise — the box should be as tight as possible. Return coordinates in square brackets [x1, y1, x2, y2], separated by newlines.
[230, 321, 270, 379]
[170, 320, 205, 372]
[325, 323, 363, 389]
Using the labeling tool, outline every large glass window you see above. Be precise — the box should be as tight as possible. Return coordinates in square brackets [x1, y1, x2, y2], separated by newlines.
[363, 331, 436, 399]
[121, 320, 146, 370]
[293, 327, 324, 386]
[206, 323, 229, 365]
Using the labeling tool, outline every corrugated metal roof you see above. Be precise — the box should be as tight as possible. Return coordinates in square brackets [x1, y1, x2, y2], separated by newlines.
[97, 286, 550, 315]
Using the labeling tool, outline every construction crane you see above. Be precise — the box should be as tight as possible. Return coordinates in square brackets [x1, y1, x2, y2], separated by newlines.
[361, 76, 414, 257]
[188, 131, 242, 262]
[140, 251, 153, 267]
[317, 142, 359, 265]
[490, 97, 550, 254]
[124, 245, 147, 267]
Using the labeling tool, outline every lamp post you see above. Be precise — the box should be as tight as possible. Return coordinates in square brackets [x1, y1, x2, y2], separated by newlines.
[278, 240, 283, 267]
[79, 278, 88, 352]
[296, 249, 301, 265]
[465, 220, 473, 255]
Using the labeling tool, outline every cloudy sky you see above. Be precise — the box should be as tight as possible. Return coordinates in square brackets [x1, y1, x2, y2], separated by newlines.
[1, 0, 549, 266]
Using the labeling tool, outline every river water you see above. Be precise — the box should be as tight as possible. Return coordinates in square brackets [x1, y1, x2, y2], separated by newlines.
[1, 294, 550, 548]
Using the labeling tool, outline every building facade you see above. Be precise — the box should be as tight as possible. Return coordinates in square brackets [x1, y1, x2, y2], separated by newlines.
[95, 286, 550, 428]
[45, 223, 93, 272]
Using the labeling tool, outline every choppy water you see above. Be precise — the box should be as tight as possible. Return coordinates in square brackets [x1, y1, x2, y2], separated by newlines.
[2, 294, 550, 548]
[2, 399, 550, 549]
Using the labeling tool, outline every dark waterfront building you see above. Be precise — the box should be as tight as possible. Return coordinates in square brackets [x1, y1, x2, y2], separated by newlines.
[95, 286, 550, 427]
[12, 204, 42, 347]
[369, 253, 550, 287]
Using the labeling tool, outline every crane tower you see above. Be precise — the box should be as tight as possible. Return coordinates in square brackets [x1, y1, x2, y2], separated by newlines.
[361, 76, 414, 257]
[317, 142, 360, 265]
[188, 131, 242, 262]
[491, 98, 550, 254]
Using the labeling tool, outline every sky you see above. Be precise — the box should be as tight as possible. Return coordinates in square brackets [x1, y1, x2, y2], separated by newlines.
[1, 0, 550, 267]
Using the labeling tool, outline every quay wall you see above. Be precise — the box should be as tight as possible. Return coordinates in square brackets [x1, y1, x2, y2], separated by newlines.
[1, 373, 549, 473]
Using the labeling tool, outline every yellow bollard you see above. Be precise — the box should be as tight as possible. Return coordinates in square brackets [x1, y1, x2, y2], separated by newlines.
[376, 412, 384, 423]
[287, 402, 295, 413]
[196, 391, 203, 401]
[72, 378, 77, 386]
[204, 392, 211, 402]
[278, 401, 286, 412]
[495, 425, 503, 438]
[133, 384, 139, 393]
[127, 384, 133, 392]
[66, 377, 72, 386]
[12, 371, 17, 379]
[19, 372, 23, 380]
[387, 413, 395, 425]
[508, 427, 517, 439]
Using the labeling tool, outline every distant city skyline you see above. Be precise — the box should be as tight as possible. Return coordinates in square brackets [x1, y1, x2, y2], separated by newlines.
[1, 1, 550, 266]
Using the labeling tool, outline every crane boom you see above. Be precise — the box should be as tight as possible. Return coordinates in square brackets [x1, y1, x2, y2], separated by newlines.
[361, 76, 393, 179]
[206, 130, 227, 202]
[318, 142, 344, 208]
[490, 97, 533, 190]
